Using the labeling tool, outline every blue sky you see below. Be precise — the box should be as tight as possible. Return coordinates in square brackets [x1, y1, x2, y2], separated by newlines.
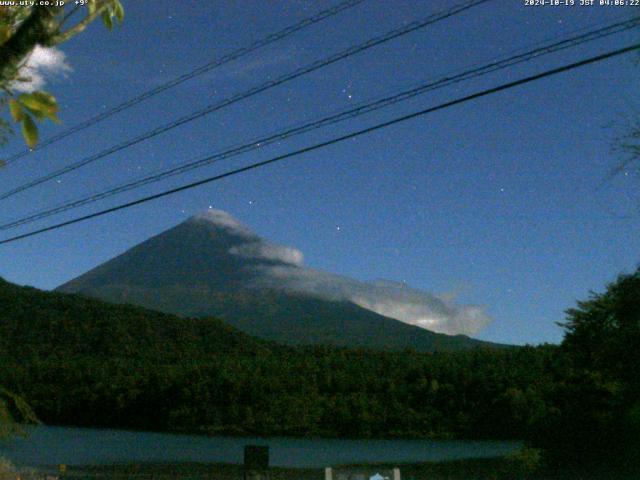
[0, 0, 639, 345]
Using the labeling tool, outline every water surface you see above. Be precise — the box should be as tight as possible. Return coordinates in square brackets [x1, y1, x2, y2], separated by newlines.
[0, 426, 520, 468]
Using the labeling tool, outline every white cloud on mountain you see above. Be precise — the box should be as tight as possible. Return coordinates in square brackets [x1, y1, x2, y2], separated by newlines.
[194, 209, 304, 267]
[230, 242, 304, 267]
[193, 209, 254, 235]
[194, 209, 492, 336]
[251, 265, 491, 336]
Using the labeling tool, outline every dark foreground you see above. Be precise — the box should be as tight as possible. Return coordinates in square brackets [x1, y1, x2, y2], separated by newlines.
[12, 457, 640, 480]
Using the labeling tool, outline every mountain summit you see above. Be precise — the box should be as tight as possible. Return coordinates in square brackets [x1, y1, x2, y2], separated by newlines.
[57, 210, 499, 351]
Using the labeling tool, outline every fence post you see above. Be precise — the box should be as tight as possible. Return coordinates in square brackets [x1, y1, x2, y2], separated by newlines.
[325, 467, 333, 480]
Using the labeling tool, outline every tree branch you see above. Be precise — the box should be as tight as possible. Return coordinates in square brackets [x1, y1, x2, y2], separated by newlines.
[48, 0, 113, 45]
[0, 7, 57, 83]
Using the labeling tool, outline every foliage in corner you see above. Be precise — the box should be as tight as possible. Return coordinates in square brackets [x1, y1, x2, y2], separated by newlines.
[0, 0, 124, 154]
[561, 266, 640, 386]
[530, 267, 640, 467]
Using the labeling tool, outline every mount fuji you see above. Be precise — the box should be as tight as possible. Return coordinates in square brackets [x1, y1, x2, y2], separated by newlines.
[57, 210, 501, 351]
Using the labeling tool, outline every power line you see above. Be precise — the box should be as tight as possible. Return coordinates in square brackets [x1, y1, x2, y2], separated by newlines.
[3, 0, 368, 165]
[2, 15, 637, 232]
[0, 0, 491, 201]
[0, 42, 637, 246]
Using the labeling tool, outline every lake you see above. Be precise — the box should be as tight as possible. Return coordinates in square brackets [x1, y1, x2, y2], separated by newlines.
[0, 426, 521, 468]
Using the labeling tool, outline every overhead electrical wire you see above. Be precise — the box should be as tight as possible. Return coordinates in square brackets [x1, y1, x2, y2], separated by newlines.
[0, 0, 491, 201]
[0, 42, 637, 246]
[0, 15, 637, 232]
[3, 0, 369, 164]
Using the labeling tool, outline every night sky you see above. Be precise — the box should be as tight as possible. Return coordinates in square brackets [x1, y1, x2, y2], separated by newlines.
[0, 0, 639, 345]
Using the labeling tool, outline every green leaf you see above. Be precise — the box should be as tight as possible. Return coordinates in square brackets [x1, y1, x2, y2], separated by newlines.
[45, 111, 61, 124]
[102, 10, 114, 30]
[114, 0, 125, 23]
[21, 115, 38, 149]
[0, 25, 11, 44]
[18, 92, 58, 115]
[0, 160, 6, 168]
[31, 91, 58, 111]
[8, 99, 23, 122]
[26, 108, 47, 120]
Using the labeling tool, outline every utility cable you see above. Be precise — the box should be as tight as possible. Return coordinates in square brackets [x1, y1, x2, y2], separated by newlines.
[3, 0, 369, 164]
[0, 15, 637, 231]
[0, 0, 491, 200]
[0, 42, 636, 246]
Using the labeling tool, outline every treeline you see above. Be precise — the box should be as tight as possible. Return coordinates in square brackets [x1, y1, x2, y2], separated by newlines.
[0, 278, 556, 439]
[0, 271, 638, 468]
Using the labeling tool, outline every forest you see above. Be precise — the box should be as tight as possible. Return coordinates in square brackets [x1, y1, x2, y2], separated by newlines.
[0, 268, 638, 471]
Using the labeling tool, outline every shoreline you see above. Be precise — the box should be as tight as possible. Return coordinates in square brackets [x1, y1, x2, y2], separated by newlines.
[12, 422, 522, 443]
[18, 457, 640, 480]
[22, 458, 512, 480]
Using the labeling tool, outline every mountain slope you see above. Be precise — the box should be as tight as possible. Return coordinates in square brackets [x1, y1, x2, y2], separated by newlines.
[58, 211, 502, 352]
[0, 276, 267, 362]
